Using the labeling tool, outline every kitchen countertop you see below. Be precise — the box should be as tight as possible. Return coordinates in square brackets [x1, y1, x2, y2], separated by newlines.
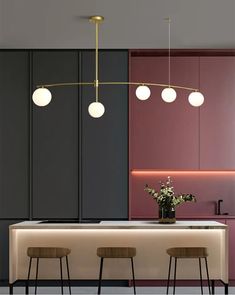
[10, 220, 227, 229]
[132, 215, 235, 219]
[178, 215, 235, 219]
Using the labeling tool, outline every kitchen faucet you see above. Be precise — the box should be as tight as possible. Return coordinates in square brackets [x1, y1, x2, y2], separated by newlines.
[217, 199, 223, 215]
[216, 199, 228, 215]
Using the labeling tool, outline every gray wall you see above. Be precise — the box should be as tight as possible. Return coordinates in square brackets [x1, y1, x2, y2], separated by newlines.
[0, 49, 128, 280]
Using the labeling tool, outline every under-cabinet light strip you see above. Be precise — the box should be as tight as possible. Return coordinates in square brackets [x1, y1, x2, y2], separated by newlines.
[131, 170, 235, 175]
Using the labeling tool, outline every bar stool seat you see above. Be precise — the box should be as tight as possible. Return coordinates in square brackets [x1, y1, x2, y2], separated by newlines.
[166, 247, 210, 295]
[27, 247, 71, 295]
[27, 247, 71, 258]
[167, 247, 208, 258]
[97, 247, 136, 258]
[97, 247, 136, 294]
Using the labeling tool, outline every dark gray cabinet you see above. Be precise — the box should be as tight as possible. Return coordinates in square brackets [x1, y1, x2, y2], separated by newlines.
[32, 51, 79, 218]
[81, 51, 128, 219]
[0, 51, 29, 218]
[0, 50, 128, 280]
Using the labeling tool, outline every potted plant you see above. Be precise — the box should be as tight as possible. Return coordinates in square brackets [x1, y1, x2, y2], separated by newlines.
[144, 176, 196, 223]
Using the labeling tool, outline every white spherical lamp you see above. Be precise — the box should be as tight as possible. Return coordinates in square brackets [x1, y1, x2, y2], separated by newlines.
[161, 87, 177, 103]
[32, 88, 52, 107]
[88, 101, 105, 118]
[135, 85, 151, 100]
[188, 91, 204, 107]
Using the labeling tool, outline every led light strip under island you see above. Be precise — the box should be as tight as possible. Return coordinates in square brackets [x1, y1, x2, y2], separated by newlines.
[9, 220, 228, 293]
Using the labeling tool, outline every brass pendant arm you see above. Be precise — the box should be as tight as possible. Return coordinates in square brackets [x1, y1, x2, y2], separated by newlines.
[37, 81, 198, 92]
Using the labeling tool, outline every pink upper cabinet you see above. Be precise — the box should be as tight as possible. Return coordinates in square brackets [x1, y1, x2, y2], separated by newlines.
[200, 57, 235, 170]
[130, 56, 200, 170]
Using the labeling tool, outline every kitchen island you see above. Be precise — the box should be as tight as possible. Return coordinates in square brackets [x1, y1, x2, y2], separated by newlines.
[9, 220, 228, 292]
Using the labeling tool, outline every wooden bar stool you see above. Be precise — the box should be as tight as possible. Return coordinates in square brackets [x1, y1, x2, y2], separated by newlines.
[97, 247, 137, 295]
[26, 247, 71, 295]
[166, 247, 211, 295]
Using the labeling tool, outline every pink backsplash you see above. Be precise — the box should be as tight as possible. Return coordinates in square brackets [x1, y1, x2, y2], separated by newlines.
[130, 172, 235, 218]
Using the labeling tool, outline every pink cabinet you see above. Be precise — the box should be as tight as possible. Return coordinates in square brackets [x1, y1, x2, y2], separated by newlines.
[130, 55, 235, 171]
[226, 219, 235, 280]
[200, 57, 235, 169]
[130, 56, 200, 170]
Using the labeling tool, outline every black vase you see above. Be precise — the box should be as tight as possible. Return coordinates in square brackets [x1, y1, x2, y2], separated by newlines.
[159, 206, 176, 224]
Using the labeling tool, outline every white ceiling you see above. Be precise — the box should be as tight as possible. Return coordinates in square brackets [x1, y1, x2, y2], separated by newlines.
[0, 0, 235, 49]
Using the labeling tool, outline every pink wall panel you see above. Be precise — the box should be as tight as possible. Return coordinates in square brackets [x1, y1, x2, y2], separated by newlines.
[200, 57, 235, 169]
[129, 53, 235, 219]
[130, 172, 235, 218]
[130, 56, 200, 170]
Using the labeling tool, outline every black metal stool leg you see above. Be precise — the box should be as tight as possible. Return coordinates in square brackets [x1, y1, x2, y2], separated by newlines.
[199, 258, 203, 295]
[130, 257, 136, 295]
[211, 280, 215, 294]
[26, 257, 32, 295]
[224, 283, 229, 295]
[25, 280, 29, 295]
[60, 257, 64, 295]
[35, 258, 39, 295]
[9, 284, 13, 295]
[204, 258, 211, 294]
[167, 256, 172, 295]
[173, 258, 177, 295]
[98, 258, 104, 295]
[66, 255, 72, 294]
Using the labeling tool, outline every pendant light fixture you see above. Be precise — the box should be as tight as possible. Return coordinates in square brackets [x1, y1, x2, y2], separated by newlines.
[32, 16, 204, 118]
[188, 57, 204, 107]
[188, 91, 204, 107]
[161, 18, 177, 103]
[32, 87, 52, 107]
[87, 16, 105, 118]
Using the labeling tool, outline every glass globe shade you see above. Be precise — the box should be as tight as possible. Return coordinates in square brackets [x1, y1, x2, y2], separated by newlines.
[32, 88, 52, 107]
[161, 87, 177, 103]
[135, 85, 151, 100]
[188, 91, 204, 107]
[88, 101, 105, 118]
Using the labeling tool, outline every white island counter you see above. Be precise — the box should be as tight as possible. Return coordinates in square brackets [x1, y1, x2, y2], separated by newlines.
[9, 220, 228, 286]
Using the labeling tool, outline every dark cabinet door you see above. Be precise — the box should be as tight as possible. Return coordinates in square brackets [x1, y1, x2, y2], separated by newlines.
[0, 51, 29, 218]
[130, 56, 200, 170]
[200, 57, 235, 169]
[32, 51, 79, 219]
[81, 51, 128, 219]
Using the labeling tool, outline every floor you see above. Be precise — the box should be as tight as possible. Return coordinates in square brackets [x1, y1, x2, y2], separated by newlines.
[0, 286, 233, 294]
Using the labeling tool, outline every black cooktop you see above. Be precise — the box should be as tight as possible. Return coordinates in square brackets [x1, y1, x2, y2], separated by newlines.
[39, 220, 100, 224]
